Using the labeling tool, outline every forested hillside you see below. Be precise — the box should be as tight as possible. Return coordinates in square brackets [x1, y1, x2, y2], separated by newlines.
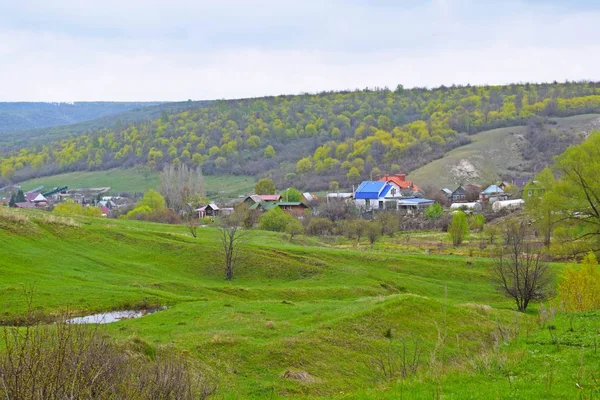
[0, 100, 213, 149]
[2, 82, 600, 190]
[0, 102, 163, 134]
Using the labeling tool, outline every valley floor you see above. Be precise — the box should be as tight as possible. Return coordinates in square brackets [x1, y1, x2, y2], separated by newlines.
[0, 208, 598, 398]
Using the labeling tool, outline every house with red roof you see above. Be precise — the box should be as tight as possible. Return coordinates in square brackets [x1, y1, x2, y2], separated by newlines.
[378, 174, 421, 194]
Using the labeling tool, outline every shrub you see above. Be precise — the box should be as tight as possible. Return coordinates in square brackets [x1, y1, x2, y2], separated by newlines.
[424, 203, 443, 221]
[558, 252, 600, 312]
[54, 200, 103, 218]
[448, 211, 469, 246]
[285, 218, 304, 240]
[0, 319, 215, 399]
[470, 214, 486, 232]
[259, 207, 291, 232]
[306, 217, 335, 236]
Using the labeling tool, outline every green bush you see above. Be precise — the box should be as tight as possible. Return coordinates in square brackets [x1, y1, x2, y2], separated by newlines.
[448, 211, 469, 246]
[259, 207, 291, 232]
[425, 203, 444, 221]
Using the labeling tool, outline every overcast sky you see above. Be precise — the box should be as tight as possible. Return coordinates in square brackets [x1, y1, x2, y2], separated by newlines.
[1, 0, 599, 101]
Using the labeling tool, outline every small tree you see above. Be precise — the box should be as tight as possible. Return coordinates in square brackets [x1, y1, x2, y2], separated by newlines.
[558, 252, 600, 312]
[259, 208, 290, 232]
[285, 218, 304, 241]
[185, 209, 199, 238]
[15, 190, 25, 203]
[218, 210, 248, 281]
[255, 178, 276, 195]
[367, 222, 382, 245]
[470, 214, 486, 232]
[8, 192, 16, 207]
[281, 188, 303, 202]
[491, 220, 551, 312]
[424, 203, 443, 221]
[448, 211, 469, 246]
[376, 211, 400, 237]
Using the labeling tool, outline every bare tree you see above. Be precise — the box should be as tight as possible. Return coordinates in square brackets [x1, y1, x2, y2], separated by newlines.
[159, 164, 206, 213]
[185, 207, 199, 238]
[491, 220, 551, 312]
[218, 210, 248, 281]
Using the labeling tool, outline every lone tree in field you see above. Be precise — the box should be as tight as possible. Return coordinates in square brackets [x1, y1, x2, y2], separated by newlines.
[448, 211, 469, 246]
[218, 209, 248, 280]
[491, 220, 551, 312]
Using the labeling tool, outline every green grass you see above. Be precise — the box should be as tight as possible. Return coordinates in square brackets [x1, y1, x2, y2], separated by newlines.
[0, 207, 598, 399]
[19, 168, 256, 200]
[409, 114, 600, 188]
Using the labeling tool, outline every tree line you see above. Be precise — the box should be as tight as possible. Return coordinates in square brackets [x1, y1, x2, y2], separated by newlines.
[2, 81, 600, 190]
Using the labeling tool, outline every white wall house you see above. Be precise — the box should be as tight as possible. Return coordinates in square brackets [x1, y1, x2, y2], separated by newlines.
[353, 181, 404, 210]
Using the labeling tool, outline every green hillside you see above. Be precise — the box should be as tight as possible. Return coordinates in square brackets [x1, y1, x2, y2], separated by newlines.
[2, 82, 600, 190]
[1, 208, 598, 398]
[19, 168, 256, 200]
[409, 113, 600, 188]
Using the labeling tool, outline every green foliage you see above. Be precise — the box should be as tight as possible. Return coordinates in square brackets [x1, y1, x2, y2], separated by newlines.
[424, 203, 443, 220]
[15, 190, 25, 203]
[285, 217, 304, 240]
[54, 200, 102, 217]
[280, 187, 302, 202]
[136, 189, 166, 210]
[5, 83, 600, 186]
[537, 131, 600, 252]
[258, 207, 291, 232]
[470, 214, 486, 232]
[254, 178, 276, 195]
[263, 145, 276, 158]
[448, 211, 469, 246]
[558, 252, 600, 312]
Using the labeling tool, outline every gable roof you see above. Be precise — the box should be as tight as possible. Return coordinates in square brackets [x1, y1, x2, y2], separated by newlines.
[378, 174, 421, 191]
[482, 185, 504, 194]
[258, 194, 281, 201]
[354, 181, 392, 199]
[442, 188, 453, 195]
[25, 192, 46, 203]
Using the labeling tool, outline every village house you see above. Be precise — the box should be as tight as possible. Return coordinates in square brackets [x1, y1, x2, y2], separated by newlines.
[479, 185, 509, 204]
[450, 186, 467, 203]
[197, 203, 220, 218]
[25, 192, 48, 206]
[378, 173, 421, 194]
[353, 181, 403, 210]
[238, 194, 282, 209]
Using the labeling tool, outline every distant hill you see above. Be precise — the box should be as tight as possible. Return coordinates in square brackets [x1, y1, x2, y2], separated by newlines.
[1, 82, 600, 190]
[0, 100, 213, 149]
[0, 102, 164, 134]
[408, 113, 600, 189]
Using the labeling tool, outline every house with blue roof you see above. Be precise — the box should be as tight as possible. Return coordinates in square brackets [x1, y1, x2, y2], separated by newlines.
[479, 184, 509, 204]
[353, 181, 435, 211]
[353, 181, 402, 210]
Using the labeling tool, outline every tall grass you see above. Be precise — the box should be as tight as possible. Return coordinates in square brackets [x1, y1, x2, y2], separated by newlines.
[0, 318, 215, 399]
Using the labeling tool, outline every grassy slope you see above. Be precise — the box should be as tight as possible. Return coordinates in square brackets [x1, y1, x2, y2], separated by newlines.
[408, 114, 600, 189]
[0, 208, 598, 398]
[19, 168, 256, 200]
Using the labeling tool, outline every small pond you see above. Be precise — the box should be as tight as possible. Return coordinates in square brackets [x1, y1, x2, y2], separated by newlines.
[67, 308, 164, 324]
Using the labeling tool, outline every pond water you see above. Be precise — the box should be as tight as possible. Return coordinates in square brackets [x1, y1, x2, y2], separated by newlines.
[67, 308, 163, 324]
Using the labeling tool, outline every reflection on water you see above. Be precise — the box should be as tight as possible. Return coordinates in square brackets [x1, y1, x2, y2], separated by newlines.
[67, 308, 163, 324]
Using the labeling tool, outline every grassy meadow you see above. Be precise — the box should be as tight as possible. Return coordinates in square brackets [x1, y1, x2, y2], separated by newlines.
[0, 207, 599, 398]
[19, 168, 256, 200]
[408, 113, 600, 188]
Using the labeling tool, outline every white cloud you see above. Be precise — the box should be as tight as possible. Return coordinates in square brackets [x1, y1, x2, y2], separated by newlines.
[0, 0, 599, 101]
